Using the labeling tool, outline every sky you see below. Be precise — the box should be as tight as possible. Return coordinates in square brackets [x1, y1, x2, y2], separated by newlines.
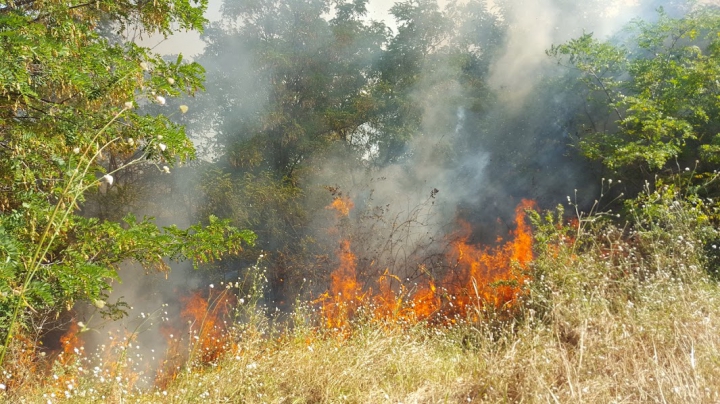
[138, 0, 399, 58]
[137, 0, 710, 58]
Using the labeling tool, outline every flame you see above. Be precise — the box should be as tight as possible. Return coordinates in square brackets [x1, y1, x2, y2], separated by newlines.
[406, 281, 441, 320]
[319, 240, 363, 329]
[318, 199, 536, 328]
[445, 199, 535, 316]
[181, 290, 235, 364]
[327, 196, 354, 217]
[157, 290, 235, 387]
[58, 321, 84, 365]
[30, 196, 537, 391]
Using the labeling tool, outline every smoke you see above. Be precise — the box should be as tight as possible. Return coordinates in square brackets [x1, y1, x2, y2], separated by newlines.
[63, 0, 706, 387]
[178, 0, 700, 284]
[298, 0, 697, 279]
[487, 0, 560, 104]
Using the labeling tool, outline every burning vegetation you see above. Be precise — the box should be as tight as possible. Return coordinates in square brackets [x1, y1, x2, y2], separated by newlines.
[317, 198, 536, 330]
[6, 0, 720, 402]
[9, 188, 720, 403]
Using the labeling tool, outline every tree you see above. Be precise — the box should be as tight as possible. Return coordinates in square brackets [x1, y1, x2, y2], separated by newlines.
[549, 6, 720, 182]
[0, 0, 255, 365]
[182, 0, 514, 300]
[194, 0, 389, 179]
[180, 0, 397, 297]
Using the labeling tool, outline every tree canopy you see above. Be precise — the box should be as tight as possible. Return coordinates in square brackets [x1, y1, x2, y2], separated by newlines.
[549, 7, 720, 182]
[0, 0, 254, 364]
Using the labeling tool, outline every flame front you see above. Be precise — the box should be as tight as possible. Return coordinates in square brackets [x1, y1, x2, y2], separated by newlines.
[59, 321, 84, 365]
[446, 199, 534, 316]
[319, 199, 535, 327]
[320, 240, 362, 329]
[157, 290, 235, 387]
[181, 291, 235, 364]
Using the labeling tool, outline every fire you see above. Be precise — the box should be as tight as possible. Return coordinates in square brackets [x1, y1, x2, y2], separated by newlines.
[58, 321, 84, 365]
[157, 289, 235, 388]
[406, 281, 441, 320]
[30, 195, 537, 392]
[319, 199, 536, 327]
[318, 240, 363, 329]
[179, 290, 234, 364]
[327, 196, 354, 217]
[445, 199, 535, 316]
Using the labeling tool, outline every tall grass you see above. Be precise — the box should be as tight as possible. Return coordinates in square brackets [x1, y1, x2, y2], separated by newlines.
[3, 186, 720, 403]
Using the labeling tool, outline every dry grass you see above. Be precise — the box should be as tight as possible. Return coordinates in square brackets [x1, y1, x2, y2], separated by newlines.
[4, 194, 720, 403]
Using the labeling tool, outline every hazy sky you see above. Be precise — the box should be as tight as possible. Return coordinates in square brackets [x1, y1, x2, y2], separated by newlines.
[139, 0, 398, 58]
[138, 0, 720, 62]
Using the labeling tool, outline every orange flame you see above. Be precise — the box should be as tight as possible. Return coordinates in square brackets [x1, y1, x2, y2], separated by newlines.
[327, 196, 354, 217]
[58, 321, 84, 365]
[319, 240, 363, 329]
[319, 199, 536, 328]
[445, 199, 535, 316]
[180, 290, 234, 364]
[157, 290, 235, 387]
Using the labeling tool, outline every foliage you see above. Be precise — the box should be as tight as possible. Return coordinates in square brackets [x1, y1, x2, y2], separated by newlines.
[183, 0, 507, 297]
[549, 7, 720, 179]
[195, 0, 389, 177]
[0, 0, 255, 365]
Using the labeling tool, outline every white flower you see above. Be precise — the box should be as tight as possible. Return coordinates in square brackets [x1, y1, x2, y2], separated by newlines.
[157, 135, 163, 140]
[124, 101, 133, 109]
[140, 62, 149, 71]
[158, 143, 167, 151]
[162, 166, 170, 174]
[102, 174, 113, 186]
[73, 147, 80, 154]
[167, 77, 175, 85]
[179, 105, 189, 114]
[155, 95, 166, 105]
[93, 299, 106, 309]
[0, 383, 6, 390]
[127, 138, 134, 146]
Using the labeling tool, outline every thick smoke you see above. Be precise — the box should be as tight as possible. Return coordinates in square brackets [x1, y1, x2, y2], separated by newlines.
[294, 0, 707, 292]
[70, 0, 705, 385]
[170, 0, 700, 292]
[305, 0, 668, 256]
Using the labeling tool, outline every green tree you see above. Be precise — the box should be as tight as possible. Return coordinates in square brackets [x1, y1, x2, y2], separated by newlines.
[183, 0, 510, 299]
[182, 0, 396, 296]
[549, 7, 720, 179]
[196, 0, 389, 178]
[0, 0, 255, 365]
